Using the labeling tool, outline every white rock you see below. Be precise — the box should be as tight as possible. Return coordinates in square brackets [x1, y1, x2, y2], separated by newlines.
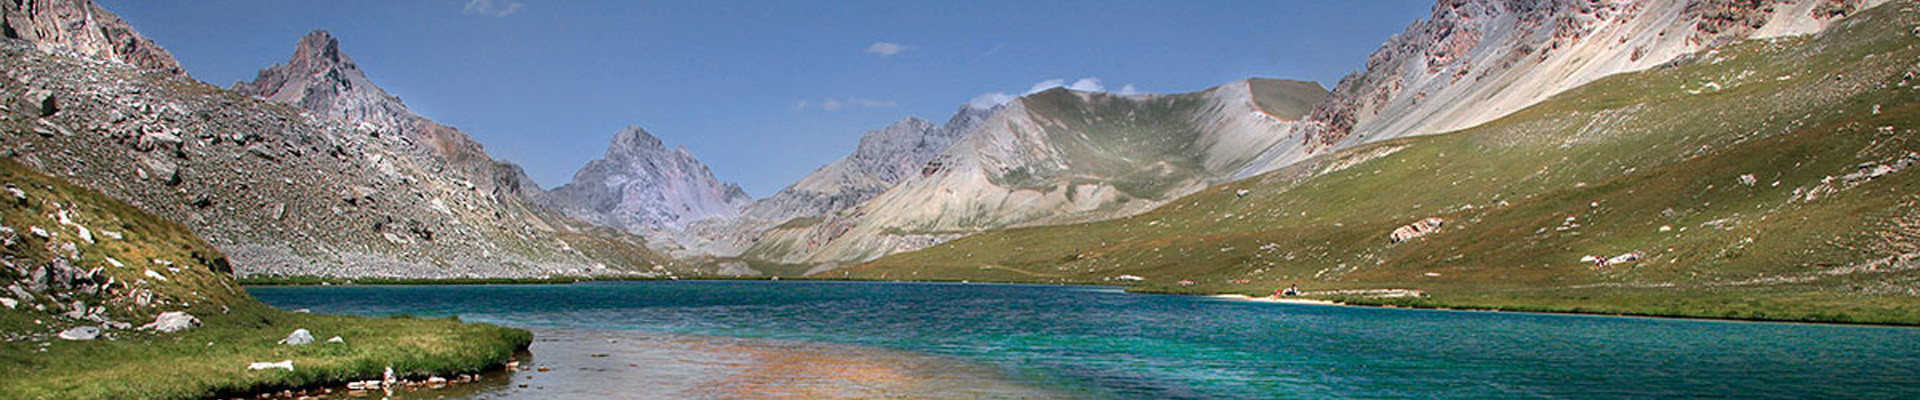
[140, 311, 200, 333]
[247, 360, 294, 371]
[0, 297, 14, 309]
[279, 328, 314, 345]
[326, 336, 344, 344]
[143, 269, 167, 281]
[58, 326, 100, 341]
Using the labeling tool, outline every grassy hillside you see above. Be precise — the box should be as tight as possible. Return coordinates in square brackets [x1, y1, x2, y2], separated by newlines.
[850, 3, 1920, 324]
[0, 158, 529, 399]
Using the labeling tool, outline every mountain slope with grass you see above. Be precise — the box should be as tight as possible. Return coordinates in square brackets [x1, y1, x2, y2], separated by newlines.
[852, 2, 1920, 324]
[0, 158, 528, 400]
[746, 79, 1328, 268]
[1301, 0, 1890, 149]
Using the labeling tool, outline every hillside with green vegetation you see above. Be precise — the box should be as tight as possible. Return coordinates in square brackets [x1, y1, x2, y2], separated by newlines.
[0, 158, 529, 399]
[850, 3, 1920, 325]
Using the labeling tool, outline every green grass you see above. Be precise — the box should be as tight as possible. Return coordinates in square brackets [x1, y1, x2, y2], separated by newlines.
[848, 3, 1920, 325]
[0, 309, 528, 400]
[0, 158, 530, 399]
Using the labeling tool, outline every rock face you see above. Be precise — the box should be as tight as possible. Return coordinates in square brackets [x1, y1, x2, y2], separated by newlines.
[3, 17, 678, 278]
[747, 79, 1329, 266]
[543, 126, 752, 230]
[0, 0, 183, 76]
[233, 30, 413, 131]
[1299, 0, 1888, 149]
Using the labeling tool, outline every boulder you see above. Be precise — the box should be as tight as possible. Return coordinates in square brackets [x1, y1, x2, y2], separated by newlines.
[140, 311, 200, 333]
[24, 89, 57, 117]
[247, 360, 294, 372]
[279, 328, 314, 345]
[57, 326, 100, 341]
[1389, 217, 1446, 243]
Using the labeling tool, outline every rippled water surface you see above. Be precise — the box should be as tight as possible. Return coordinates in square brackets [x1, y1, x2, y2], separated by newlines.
[249, 281, 1920, 399]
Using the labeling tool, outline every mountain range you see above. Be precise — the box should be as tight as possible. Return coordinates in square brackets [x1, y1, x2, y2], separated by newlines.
[0, 0, 1908, 301]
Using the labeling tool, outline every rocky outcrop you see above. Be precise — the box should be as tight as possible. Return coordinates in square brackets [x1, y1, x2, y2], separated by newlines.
[0, 0, 183, 76]
[543, 126, 752, 231]
[233, 30, 413, 132]
[1299, 0, 1885, 149]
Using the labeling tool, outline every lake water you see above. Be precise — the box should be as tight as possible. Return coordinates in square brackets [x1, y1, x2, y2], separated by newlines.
[248, 281, 1920, 399]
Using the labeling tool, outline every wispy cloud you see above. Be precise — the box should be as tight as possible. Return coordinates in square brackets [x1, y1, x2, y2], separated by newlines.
[969, 77, 1147, 109]
[794, 97, 897, 112]
[866, 42, 914, 56]
[974, 44, 1007, 61]
[463, 0, 524, 18]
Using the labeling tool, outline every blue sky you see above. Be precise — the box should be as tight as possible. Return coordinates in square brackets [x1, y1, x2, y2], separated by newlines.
[99, 0, 1432, 196]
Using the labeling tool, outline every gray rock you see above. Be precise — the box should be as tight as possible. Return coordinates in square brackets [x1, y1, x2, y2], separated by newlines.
[279, 328, 314, 345]
[140, 311, 200, 333]
[25, 89, 57, 117]
[57, 326, 100, 341]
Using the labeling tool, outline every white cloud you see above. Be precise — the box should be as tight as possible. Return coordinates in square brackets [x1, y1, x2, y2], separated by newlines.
[794, 97, 896, 112]
[1066, 78, 1105, 92]
[866, 42, 914, 56]
[968, 92, 1017, 109]
[463, 0, 523, 17]
[852, 98, 896, 108]
[1024, 79, 1067, 94]
[969, 77, 1148, 109]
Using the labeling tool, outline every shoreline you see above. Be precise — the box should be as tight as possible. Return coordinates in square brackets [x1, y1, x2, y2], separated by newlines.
[240, 278, 1920, 328]
[1199, 292, 1920, 329]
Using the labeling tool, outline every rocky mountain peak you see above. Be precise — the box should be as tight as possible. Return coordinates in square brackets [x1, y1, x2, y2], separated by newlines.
[609, 125, 669, 154]
[233, 29, 414, 131]
[544, 126, 751, 231]
[290, 30, 347, 69]
[0, 0, 184, 75]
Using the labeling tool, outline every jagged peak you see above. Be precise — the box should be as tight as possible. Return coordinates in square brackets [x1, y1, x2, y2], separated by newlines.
[291, 29, 348, 68]
[610, 125, 667, 152]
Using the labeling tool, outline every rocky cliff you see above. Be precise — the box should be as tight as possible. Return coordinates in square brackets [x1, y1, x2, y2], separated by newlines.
[543, 126, 752, 231]
[1300, 0, 1889, 149]
[0, 14, 680, 278]
[0, 0, 182, 76]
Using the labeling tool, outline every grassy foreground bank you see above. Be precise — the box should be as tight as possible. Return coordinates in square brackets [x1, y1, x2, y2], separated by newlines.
[0, 158, 529, 399]
[0, 309, 529, 400]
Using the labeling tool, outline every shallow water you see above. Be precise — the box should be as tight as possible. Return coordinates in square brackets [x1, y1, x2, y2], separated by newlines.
[249, 281, 1920, 399]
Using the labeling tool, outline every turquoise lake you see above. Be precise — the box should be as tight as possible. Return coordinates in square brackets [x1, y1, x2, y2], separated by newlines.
[248, 281, 1920, 399]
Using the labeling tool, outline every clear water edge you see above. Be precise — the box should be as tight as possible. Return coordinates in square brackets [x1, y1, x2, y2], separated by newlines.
[248, 281, 1920, 399]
